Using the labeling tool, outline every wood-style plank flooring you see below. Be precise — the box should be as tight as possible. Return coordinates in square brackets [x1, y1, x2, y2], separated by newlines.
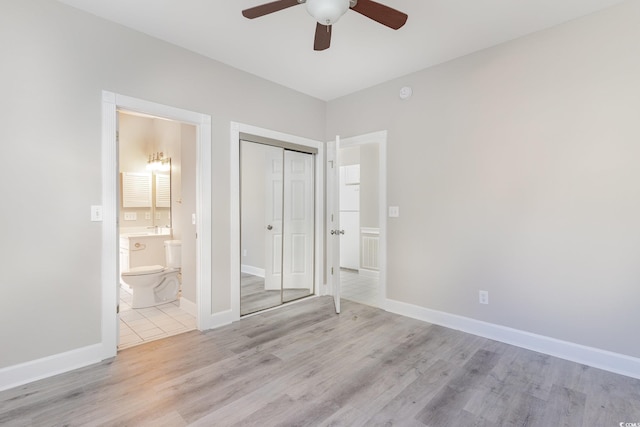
[1, 297, 639, 426]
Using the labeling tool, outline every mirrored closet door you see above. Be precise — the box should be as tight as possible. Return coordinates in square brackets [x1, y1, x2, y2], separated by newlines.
[240, 139, 315, 315]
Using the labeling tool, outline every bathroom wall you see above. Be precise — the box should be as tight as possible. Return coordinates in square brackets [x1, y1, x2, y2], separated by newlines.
[0, 0, 325, 369]
[118, 113, 155, 228]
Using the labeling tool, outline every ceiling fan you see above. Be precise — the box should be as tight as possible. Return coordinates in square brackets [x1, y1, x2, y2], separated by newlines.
[242, 0, 408, 51]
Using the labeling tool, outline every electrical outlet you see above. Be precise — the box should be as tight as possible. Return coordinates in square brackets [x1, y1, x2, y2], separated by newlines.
[145, 212, 151, 220]
[479, 290, 489, 305]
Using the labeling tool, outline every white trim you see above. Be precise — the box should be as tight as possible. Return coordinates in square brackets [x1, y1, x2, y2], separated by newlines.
[241, 265, 265, 278]
[338, 131, 387, 309]
[205, 309, 235, 330]
[179, 297, 198, 317]
[0, 344, 104, 392]
[230, 122, 324, 321]
[385, 298, 640, 380]
[101, 91, 119, 360]
[102, 91, 212, 341]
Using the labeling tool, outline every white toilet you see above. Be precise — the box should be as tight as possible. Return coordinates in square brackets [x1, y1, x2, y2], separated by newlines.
[121, 240, 182, 309]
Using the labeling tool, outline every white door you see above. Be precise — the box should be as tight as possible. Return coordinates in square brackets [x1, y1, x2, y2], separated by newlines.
[282, 150, 315, 301]
[327, 137, 341, 313]
[264, 145, 284, 291]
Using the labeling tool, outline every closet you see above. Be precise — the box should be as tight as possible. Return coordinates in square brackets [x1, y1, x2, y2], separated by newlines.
[240, 138, 316, 315]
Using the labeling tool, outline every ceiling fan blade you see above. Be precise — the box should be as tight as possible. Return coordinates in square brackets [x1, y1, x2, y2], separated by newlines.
[242, 0, 301, 19]
[350, 0, 408, 30]
[314, 23, 331, 51]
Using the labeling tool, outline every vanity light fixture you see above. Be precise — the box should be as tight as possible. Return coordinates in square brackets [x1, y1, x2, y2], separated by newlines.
[146, 152, 171, 172]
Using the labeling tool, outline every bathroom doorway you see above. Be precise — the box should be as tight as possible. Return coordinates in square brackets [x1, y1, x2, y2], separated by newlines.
[101, 91, 212, 358]
[116, 111, 198, 349]
[240, 139, 316, 315]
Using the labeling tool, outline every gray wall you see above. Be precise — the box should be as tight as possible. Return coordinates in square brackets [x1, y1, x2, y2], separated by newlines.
[327, 0, 640, 358]
[0, 0, 324, 369]
[359, 144, 379, 229]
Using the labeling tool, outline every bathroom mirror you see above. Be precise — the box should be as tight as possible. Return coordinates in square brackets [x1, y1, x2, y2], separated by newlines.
[154, 166, 172, 227]
[120, 165, 171, 229]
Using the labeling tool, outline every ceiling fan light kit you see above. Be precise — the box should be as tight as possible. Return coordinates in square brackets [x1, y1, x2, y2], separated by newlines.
[305, 0, 351, 25]
[242, 0, 407, 51]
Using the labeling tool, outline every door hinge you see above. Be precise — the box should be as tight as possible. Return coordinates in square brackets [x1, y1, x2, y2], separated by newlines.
[331, 267, 334, 275]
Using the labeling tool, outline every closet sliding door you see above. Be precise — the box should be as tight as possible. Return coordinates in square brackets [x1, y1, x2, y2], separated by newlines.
[240, 140, 315, 316]
[282, 150, 314, 303]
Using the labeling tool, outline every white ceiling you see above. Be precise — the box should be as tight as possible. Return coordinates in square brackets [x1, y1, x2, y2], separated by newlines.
[57, 0, 626, 101]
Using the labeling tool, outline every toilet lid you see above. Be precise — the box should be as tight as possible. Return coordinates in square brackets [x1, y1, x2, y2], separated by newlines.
[121, 265, 165, 276]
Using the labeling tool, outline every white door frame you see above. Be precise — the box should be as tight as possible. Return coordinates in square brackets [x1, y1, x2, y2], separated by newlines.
[329, 130, 388, 308]
[101, 91, 212, 358]
[230, 122, 324, 320]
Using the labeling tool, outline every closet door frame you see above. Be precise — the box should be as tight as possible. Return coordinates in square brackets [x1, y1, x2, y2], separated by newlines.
[230, 122, 324, 321]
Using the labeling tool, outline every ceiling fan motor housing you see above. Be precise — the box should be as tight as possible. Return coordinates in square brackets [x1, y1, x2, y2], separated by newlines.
[305, 0, 351, 25]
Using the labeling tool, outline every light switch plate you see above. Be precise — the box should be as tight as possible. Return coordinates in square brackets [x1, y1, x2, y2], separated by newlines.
[388, 206, 400, 218]
[91, 205, 103, 222]
[124, 212, 137, 221]
[192, 213, 196, 225]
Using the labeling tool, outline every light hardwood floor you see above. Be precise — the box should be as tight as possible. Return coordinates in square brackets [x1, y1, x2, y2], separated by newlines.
[2, 297, 639, 426]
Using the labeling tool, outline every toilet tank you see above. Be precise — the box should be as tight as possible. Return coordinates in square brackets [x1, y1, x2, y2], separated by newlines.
[164, 240, 182, 269]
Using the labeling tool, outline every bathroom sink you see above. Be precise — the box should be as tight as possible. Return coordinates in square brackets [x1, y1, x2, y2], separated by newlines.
[121, 231, 171, 237]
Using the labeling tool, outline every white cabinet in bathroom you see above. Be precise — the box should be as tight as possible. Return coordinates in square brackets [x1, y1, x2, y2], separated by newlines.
[119, 234, 171, 272]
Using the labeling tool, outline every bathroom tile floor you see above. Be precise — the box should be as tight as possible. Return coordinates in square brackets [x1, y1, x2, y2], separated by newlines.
[340, 268, 379, 307]
[118, 286, 197, 350]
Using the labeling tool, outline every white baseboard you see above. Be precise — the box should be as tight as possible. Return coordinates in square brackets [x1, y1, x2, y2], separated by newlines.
[200, 309, 235, 331]
[179, 297, 197, 317]
[385, 298, 640, 380]
[0, 344, 105, 392]
[241, 265, 265, 278]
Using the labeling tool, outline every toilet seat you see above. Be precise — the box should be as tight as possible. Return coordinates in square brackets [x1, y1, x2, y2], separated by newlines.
[122, 265, 165, 276]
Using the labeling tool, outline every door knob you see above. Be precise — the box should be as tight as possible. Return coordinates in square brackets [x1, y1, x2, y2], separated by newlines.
[267, 225, 273, 230]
